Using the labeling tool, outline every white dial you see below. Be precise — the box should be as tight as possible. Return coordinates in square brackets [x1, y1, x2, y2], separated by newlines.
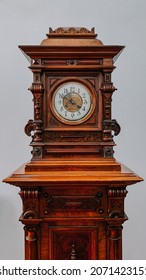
[52, 82, 92, 123]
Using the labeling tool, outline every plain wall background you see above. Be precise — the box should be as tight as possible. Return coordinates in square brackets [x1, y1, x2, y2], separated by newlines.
[0, 0, 145, 259]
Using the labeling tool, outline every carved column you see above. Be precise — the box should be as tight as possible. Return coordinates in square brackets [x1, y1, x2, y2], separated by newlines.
[24, 59, 44, 159]
[107, 224, 123, 260]
[101, 71, 120, 157]
[24, 226, 38, 260]
[19, 188, 41, 260]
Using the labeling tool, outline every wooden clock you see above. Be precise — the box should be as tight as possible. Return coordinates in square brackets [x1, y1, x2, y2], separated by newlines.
[3, 27, 143, 260]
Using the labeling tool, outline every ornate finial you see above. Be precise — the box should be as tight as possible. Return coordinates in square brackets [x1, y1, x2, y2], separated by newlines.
[47, 27, 97, 39]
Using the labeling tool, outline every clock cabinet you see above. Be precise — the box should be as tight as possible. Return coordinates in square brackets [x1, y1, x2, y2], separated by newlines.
[3, 27, 143, 260]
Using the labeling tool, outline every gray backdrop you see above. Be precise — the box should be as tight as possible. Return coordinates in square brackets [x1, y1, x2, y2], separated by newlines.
[0, 0, 145, 259]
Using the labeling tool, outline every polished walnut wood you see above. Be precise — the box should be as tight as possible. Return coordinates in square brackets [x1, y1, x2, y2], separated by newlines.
[3, 27, 143, 260]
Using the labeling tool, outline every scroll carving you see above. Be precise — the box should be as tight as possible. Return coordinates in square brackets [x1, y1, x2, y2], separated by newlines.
[108, 188, 128, 218]
[111, 119, 121, 136]
[103, 119, 121, 139]
[19, 188, 40, 220]
[24, 119, 34, 137]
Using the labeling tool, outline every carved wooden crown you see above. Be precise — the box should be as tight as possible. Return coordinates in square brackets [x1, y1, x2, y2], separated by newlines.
[47, 27, 97, 39]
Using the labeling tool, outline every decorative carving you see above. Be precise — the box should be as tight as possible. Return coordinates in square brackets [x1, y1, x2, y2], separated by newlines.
[29, 83, 44, 94]
[53, 231, 89, 260]
[43, 59, 102, 67]
[71, 244, 76, 260]
[19, 189, 40, 220]
[108, 188, 128, 218]
[33, 120, 43, 142]
[103, 119, 121, 139]
[48, 27, 96, 38]
[107, 225, 123, 260]
[49, 117, 59, 127]
[23, 210, 39, 219]
[103, 147, 113, 158]
[77, 59, 102, 66]
[108, 189, 127, 197]
[50, 78, 58, 86]
[43, 193, 103, 214]
[102, 93, 112, 120]
[108, 225, 122, 241]
[101, 83, 116, 93]
[32, 147, 43, 159]
[111, 119, 121, 136]
[67, 59, 77, 65]
[101, 83, 116, 121]
[28, 82, 44, 145]
[19, 189, 39, 199]
[24, 119, 34, 137]
[45, 131, 102, 142]
[103, 120, 113, 142]
[104, 73, 111, 82]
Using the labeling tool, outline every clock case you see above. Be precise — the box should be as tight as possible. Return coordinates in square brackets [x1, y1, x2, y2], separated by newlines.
[21, 27, 123, 163]
[3, 27, 143, 260]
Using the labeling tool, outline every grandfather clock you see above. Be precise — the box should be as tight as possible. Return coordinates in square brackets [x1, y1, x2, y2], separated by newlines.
[3, 27, 143, 260]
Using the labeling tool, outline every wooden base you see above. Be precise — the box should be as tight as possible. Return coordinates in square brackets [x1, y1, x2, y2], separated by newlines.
[3, 158, 143, 260]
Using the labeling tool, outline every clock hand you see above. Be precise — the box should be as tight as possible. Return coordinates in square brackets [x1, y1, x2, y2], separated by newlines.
[64, 95, 81, 109]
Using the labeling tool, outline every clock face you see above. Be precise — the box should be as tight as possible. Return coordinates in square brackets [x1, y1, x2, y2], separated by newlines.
[52, 81, 93, 124]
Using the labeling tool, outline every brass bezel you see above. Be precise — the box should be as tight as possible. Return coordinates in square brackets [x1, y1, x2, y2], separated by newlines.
[49, 78, 96, 126]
